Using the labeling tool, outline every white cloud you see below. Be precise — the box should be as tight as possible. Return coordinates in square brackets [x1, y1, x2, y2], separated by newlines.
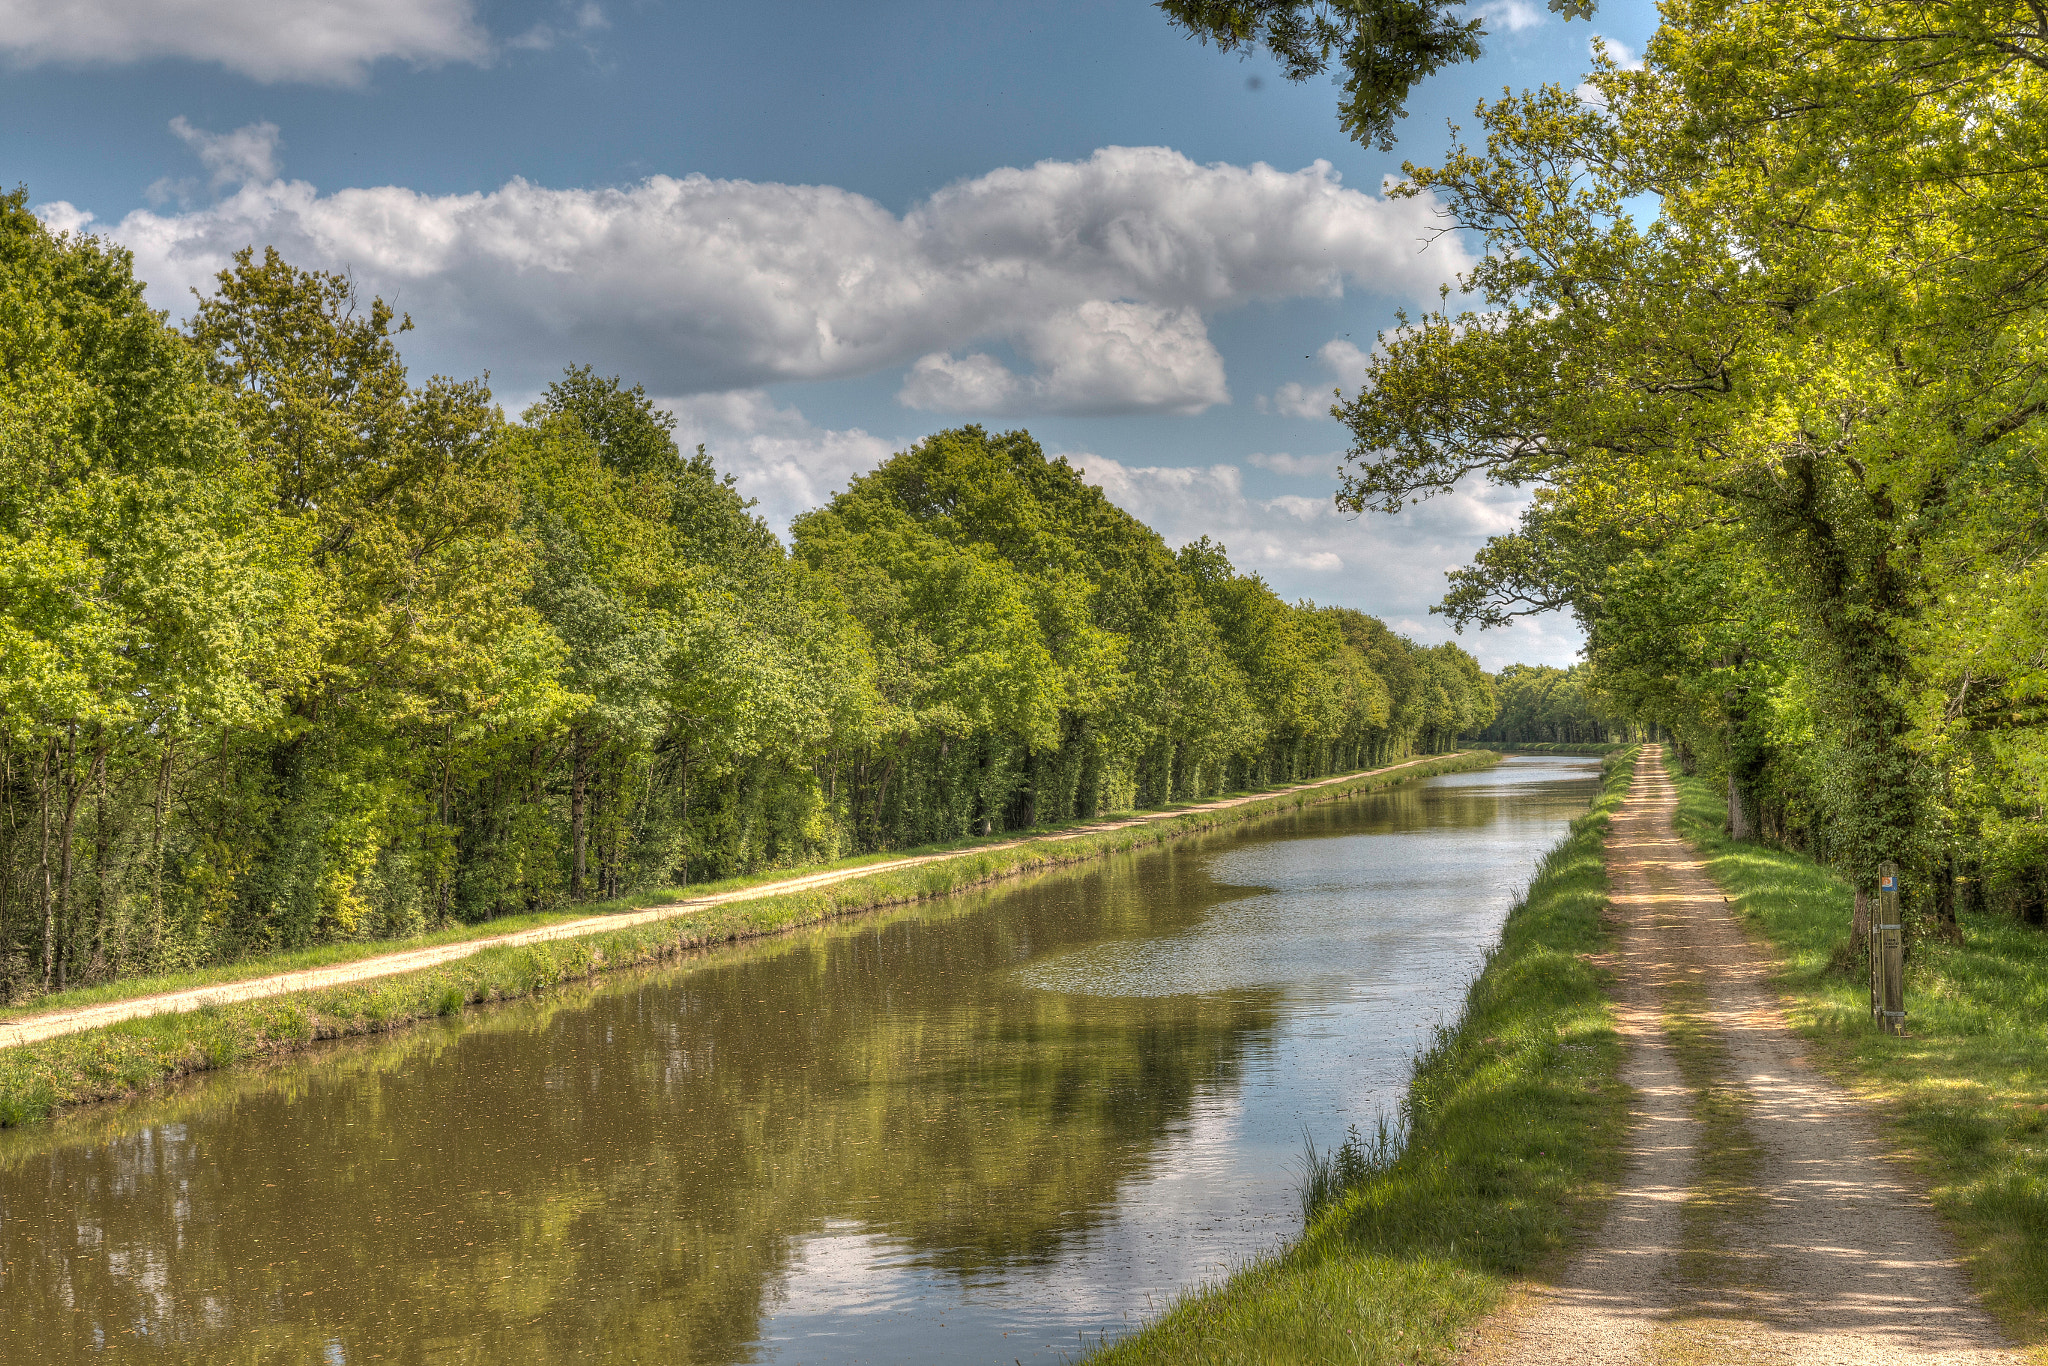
[1247, 451, 1339, 477]
[1071, 453, 1579, 667]
[1022, 302, 1227, 413]
[897, 351, 1021, 412]
[172, 117, 282, 188]
[1474, 0, 1547, 33]
[0, 0, 490, 84]
[902, 300, 1227, 415]
[1597, 36, 1641, 66]
[65, 146, 1468, 413]
[1261, 337, 1374, 419]
[662, 390, 899, 537]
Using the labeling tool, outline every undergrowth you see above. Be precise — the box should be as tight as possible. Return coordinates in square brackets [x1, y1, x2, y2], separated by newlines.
[1090, 749, 1637, 1364]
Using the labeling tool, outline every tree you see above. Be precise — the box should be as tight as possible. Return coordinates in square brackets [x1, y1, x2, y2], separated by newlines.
[1156, 0, 1587, 150]
[1329, 2, 2048, 930]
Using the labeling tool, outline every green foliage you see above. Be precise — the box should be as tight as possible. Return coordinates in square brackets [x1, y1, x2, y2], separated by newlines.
[1478, 664, 1621, 745]
[1093, 749, 1635, 1363]
[1323, 0, 2048, 933]
[0, 215, 1500, 1008]
[1156, 0, 1509, 152]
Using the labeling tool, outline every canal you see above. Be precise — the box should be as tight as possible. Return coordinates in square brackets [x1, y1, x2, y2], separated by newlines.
[0, 754, 1602, 1363]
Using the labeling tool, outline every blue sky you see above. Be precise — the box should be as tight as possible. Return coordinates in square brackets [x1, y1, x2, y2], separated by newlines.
[11, 0, 1661, 667]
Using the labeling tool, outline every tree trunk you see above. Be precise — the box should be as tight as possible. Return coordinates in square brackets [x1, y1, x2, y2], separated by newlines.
[1727, 772, 1755, 841]
[148, 742, 174, 967]
[570, 732, 588, 900]
[678, 735, 691, 886]
[55, 725, 83, 991]
[88, 737, 110, 974]
[1933, 855, 1963, 943]
[37, 740, 54, 993]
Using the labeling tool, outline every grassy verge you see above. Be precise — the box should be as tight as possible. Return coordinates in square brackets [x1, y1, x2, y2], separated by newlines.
[0, 752, 1497, 1129]
[1090, 748, 1637, 1365]
[1666, 756, 2048, 1349]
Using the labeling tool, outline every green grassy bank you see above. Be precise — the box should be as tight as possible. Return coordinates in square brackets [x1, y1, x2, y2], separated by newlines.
[1091, 748, 1637, 1365]
[0, 752, 1497, 1129]
[1667, 755, 2048, 1350]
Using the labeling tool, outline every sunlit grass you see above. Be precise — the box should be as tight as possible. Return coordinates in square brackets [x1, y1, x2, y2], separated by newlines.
[1667, 754, 2048, 1348]
[1092, 751, 1635, 1363]
[0, 752, 1498, 1127]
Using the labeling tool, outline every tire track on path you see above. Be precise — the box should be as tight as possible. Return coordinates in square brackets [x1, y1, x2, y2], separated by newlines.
[1472, 746, 2016, 1365]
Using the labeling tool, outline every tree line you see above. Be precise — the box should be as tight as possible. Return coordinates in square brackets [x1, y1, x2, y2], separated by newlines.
[1309, 0, 2048, 936]
[0, 196, 1498, 1002]
[1470, 664, 1625, 747]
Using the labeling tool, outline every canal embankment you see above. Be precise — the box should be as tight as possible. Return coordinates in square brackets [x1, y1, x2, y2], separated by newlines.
[1090, 746, 1637, 1363]
[0, 751, 1496, 1127]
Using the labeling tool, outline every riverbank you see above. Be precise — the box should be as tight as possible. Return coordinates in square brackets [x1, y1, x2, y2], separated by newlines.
[1667, 754, 2048, 1349]
[1091, 747, 1636, 1364]
[0, 751, 1496, 1127]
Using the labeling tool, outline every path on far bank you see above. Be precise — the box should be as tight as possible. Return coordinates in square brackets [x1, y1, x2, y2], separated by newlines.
[2, 754, 1466, 1053]
[1469, 747, 2016, 1365]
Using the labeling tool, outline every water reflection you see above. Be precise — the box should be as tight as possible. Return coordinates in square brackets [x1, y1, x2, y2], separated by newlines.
[0, 755, 1600, 1363]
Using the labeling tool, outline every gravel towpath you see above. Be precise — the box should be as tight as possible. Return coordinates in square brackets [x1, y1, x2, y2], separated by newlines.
[1471, 747, 2018, 1365]
[1, 753, 1459, 1052]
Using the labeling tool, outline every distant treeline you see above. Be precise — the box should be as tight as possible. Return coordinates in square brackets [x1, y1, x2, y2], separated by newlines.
[1472, 664, 1633, 746]
[0, 200, 1499, 1001]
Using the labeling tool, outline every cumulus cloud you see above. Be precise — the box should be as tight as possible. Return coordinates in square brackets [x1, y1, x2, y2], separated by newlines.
[148, 118, 286, 213]
[1247, 450, 1340, 477]
[1072, 454, 1578, 667]
[902, 301, 1227, 414]
[1261, 337, 1374, 419]
[56, 145, 1467, 414]
[897, 351, 1021, 412]
[662, 390, 899, 536]
[0, 0, 490, 84]
[1474, 0, 1548, 33]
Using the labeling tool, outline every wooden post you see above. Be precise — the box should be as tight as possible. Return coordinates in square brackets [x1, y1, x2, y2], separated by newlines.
[1876, 861, 1905, 1035]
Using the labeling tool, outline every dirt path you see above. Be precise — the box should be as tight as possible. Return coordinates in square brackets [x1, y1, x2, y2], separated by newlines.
[0, 753, 1464, 1052]
[1471, 747, 2016, 1365]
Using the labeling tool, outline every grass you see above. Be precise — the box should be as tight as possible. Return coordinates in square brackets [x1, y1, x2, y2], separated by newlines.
[1667, 752, 2048, 1350]
[1089, 749, 1638, 1365]
[0, 751, 1499, 1129]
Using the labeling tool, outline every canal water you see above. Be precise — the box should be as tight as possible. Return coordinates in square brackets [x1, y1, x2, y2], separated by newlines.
[0, 754, 1602, 1364]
